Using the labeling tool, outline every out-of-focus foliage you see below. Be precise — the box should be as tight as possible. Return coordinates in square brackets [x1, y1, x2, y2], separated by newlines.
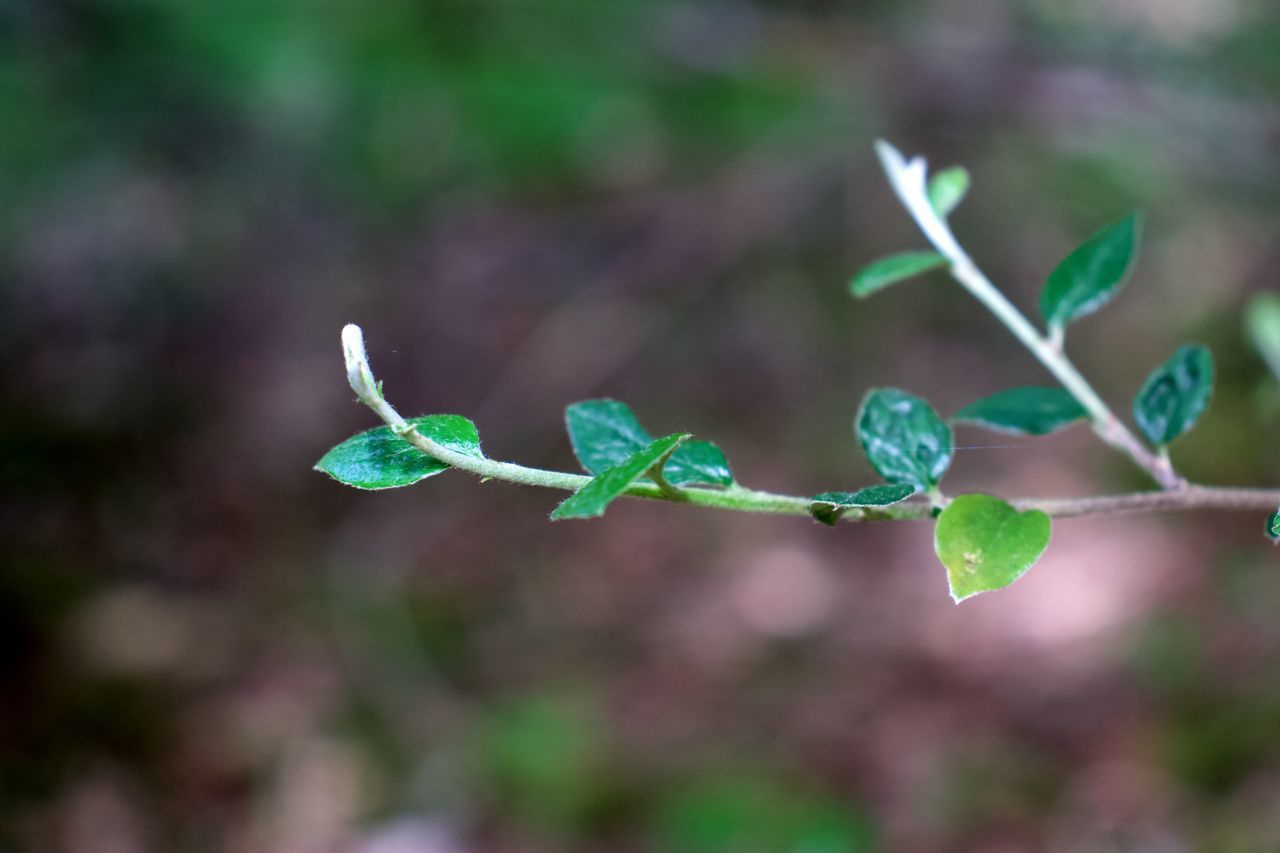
[927, 166, 970, 219]
[653, 771, 878, 852]
[1133, 345, 1216, 447]
[4, 0, 1280, 849]
[1246, 293, 1280, 382]
[849, 251, 948, 299]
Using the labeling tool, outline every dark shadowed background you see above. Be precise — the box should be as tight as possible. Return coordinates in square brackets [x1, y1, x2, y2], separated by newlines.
[3, 0, 1280, 850]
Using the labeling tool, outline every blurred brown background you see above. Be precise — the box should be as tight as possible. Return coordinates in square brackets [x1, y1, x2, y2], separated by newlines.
[3, 0, 1280, 850]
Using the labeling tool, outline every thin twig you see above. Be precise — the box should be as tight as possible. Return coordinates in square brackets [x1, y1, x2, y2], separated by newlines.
[873, 141, 1184, 490]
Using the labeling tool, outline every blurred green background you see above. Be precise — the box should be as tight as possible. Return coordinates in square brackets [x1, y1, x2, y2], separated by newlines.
[3, 0, 1280, 850]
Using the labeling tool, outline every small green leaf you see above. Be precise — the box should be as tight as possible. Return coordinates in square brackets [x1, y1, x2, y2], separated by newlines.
[952, 386, 1088, 436]
[1040, 213, 1141, 332]
[1266, 509, 1279, 544]
[849, 252, 948, 299]
[808, 484, 916, 525]
[1246, 293, 1280, 381]
[928, 166, 970, 218]
[654, 772, 877, 853]
[856, 388, 953, 492]
[664, 440, 733, 488]
[551, 434, 688, 520]
[1133, 345, 1215, 447]
[566, 400, 733, 487]
[934, 494, 1051, 603]
[315, 415, 483, 490]
[566, 399, 651, 474]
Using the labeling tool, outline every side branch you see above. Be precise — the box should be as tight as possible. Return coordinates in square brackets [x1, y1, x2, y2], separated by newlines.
[874, 142, 1185, 491]
[1014, 488, 1280, 519]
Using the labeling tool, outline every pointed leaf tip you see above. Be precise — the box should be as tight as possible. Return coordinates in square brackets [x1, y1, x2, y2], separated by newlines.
[551, 434, 689, 520]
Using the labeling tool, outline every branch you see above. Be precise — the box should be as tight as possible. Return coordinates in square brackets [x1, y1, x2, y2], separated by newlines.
[339, 325, 1280, 522]
[873, 141, 1185, 490]
[1013, 488, 1280, 518]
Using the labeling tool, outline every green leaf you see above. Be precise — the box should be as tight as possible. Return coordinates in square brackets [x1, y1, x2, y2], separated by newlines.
[566, 399, 733, 487]
[928, 166, 970, 218]
[1267, 509, 1279, 544]
[1133, 345, 1215, 446]
[475, 695, 603, 833]
[315, 415, 483, 490]
[1246, 293, 1280, 381]
[566, 399, 651, 474]
[849, 252, 948, 299]
[665, 440, 733, 488]
[808, 484, 916, 525]
[1040, 213, 1141, 332]
[856, 388, 953, 492]
[952, 386, 1088, 436]
[934, 494, 1051, 603]
[550, 434, 688, 520]
[654, 772, 878, 853]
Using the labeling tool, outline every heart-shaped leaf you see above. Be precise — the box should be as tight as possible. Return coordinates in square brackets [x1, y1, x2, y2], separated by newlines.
[934, 494, 1051, 603]
[1133, 345, 1215, 447]
[551, 434, 688, 520]
[928, 166, 970, 218]
[808, 483, 916, 525]
[1268, 509, 1279, 544]
[566, 399, 734, 488]
[952, 386, 1088, 436]
[1040, 213, 1141, 333]
[315, 415, 483, 489]
[849, 252, 948, 299]
[856, 388, 953, 493]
